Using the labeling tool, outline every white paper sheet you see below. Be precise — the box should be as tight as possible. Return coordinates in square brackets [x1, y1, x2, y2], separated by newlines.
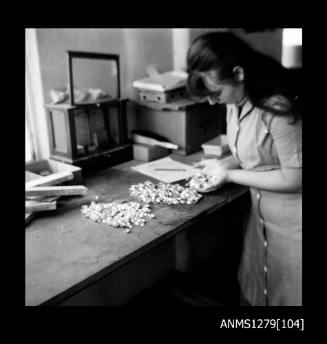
[132, 157, 198, 183]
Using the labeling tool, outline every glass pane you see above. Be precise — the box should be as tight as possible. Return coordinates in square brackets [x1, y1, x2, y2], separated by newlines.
[51, 110, 68, 153]
[71, 58, 118, 104]
[74, 108, 112, 155]
[107, 106, 120, 147]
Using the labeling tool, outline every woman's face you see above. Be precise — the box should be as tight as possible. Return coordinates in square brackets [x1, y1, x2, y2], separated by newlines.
[201, 69, 246, 105]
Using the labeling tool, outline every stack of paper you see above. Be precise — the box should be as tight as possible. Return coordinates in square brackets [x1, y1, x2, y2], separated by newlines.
[132, 157, 197, 183]
[132, 70, 188, 92]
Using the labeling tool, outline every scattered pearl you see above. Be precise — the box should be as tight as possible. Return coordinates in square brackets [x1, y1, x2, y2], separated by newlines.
[187, 173, 219, 191]
[81, 181, 203, 232]
[129, 181, 202, 205]
[81, 201, 154, 230]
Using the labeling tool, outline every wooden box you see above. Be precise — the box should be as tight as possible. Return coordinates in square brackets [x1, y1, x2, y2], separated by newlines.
[25, 159, 82, 185]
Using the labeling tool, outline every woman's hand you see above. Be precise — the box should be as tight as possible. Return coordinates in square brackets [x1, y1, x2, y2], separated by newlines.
[200, 172, 228, 193]
[192, 159, 230, 192]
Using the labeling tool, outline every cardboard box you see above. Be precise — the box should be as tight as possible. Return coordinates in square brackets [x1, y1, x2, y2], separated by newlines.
[133, 99, 226, 155]
[133, 143, 169, 162]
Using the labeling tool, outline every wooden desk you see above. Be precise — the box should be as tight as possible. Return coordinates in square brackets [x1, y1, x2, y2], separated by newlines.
[25, 152, 249, 306]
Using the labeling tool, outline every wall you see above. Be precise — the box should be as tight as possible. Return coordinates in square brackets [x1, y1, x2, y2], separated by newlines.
[123, 28, 174, 99]
[172, 28, 229, 71]
[231, 28, 284, 62]
[36, 28, 174, 103]
[33, 28, 174, 159]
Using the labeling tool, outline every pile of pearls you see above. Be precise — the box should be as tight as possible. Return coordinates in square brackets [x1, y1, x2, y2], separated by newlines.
[186, 173, 219, 191]
[81, 201, 154, 231]
[129, 180, 202, 205]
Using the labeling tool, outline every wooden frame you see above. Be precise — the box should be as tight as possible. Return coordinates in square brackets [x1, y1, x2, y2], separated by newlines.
[25, 159, 86, 223]
[44, 101, 129, 165]
[25, 159, 82, 184]
[25, 171, 73, 188]
[67, 51, 121, 106]
[26, 185, 87, 197]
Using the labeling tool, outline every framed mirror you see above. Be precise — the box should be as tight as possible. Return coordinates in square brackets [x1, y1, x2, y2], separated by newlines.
[67, 51, 121, 106]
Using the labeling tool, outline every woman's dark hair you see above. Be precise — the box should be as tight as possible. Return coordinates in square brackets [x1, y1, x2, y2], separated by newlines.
[186, 31, 302, 121]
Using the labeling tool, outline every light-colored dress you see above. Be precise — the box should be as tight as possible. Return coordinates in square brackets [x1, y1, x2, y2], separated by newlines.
[226, 96, 302, 306]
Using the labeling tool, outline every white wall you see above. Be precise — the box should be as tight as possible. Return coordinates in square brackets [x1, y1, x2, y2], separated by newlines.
[36, 28, 174, 103]
[231, 28, 284, 62]
[172, 28, 229, 71]
[33, 28, 175, 159]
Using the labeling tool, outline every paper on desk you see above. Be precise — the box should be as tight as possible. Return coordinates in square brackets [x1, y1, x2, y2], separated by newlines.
[132, 157, 198, 183]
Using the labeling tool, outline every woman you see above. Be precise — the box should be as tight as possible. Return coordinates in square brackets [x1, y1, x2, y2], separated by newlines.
[187, 31, 302, 306]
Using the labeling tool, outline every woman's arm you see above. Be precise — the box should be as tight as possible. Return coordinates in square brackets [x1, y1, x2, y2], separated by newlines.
[193, 155, 240, 171]
[219, 155, 241, 170]
[227, 167, 302, 193]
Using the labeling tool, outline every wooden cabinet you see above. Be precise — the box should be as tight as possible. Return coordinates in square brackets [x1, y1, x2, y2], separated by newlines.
[44, 51, 132, 170]
[44, 99, 132, 170]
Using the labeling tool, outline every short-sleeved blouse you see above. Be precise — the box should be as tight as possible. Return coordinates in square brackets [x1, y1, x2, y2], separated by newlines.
[226, 95, 302, 171]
